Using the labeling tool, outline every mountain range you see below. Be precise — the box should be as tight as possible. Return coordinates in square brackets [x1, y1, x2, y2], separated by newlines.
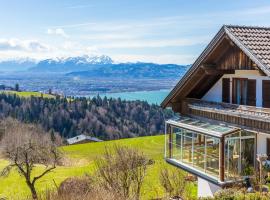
[0, 55, 189, 78]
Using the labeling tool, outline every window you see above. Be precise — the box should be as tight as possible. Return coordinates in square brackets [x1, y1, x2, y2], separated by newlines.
[232, 78, 256, 106]
[233, 78, 247, 105]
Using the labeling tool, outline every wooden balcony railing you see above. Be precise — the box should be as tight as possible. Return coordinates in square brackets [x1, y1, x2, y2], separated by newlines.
[183, 98, 270, 132]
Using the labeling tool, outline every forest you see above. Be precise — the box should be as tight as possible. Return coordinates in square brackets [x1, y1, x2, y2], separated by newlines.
[0, 93, 174, 140]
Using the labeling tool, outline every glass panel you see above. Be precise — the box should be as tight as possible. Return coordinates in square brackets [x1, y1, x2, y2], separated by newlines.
[193, 133, 206, 171]
[171, 126, 182, 161]
[225, 137, 240, 179]
[241, 138, 255, 176]
[205, 136, 220, 177]
[166, 124, 171, 159]
[182, 130, 193, 165]
[225, 130, 255, 180]
[241, 130, 255, 137]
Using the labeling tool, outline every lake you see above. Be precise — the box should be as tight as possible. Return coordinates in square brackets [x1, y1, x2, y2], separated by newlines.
[90, 89, 170, 105]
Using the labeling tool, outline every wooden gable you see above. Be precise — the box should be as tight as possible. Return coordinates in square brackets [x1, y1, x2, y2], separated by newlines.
[187, 43, 260, 98]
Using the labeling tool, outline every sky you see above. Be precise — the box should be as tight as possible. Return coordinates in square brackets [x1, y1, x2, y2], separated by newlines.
[0, 0, 270, 64]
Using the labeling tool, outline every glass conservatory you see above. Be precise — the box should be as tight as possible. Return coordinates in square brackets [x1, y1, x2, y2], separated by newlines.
[165, 116, 256, 184]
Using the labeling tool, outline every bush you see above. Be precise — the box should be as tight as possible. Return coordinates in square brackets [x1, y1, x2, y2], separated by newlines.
[159, 166, 194, 199]
[200, 188, 270, 200]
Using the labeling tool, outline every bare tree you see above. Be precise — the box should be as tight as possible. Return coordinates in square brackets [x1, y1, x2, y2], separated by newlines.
[95, 145, 152, 200]
[0, 118, 62, 199]
[159, 167, 188, 199]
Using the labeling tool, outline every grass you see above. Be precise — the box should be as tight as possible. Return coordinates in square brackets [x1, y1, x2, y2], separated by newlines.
[0, 135, 197, 199]
[1, 90, 55, 98]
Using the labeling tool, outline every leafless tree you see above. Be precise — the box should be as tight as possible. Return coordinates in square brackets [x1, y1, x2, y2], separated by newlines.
[159, 167, 188, 199]
[0, 118, 62, 199]
[95, 145, 152, 200]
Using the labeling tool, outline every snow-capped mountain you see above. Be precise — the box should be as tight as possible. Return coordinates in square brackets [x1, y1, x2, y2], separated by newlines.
[0, 55, 189, 79]
[29, 55, 114, 72]
[0, 55, 114, 72]
[0, 58, 37, 72]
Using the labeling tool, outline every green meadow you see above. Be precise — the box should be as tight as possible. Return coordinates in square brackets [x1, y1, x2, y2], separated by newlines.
[0, 135, 197, 199]
[1, 90, 55, 98]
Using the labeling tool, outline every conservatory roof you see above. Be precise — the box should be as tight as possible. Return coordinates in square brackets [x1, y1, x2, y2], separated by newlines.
[166, 116, 240, 138]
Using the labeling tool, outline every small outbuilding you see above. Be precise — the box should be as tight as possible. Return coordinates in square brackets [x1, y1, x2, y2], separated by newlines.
[67, 134, 103, 145]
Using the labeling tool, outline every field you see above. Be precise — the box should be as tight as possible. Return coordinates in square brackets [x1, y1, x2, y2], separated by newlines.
[0, 135, 197, 199]
[1, 90, 55, 98]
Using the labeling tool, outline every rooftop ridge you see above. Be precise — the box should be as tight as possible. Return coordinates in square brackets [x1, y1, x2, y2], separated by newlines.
[224, 24, 270, 30]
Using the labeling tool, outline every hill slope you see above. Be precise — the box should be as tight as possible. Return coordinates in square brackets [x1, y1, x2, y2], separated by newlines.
[66, 62, 188, 78]
[0, 135, 197, 199]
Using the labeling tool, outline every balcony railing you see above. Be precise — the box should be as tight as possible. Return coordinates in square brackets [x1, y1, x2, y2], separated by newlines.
[183, 98, 270, 132]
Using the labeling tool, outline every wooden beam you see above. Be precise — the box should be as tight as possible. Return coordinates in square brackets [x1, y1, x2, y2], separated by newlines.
[219, 137, 225, 182]
[204, 69, 235, 75]
[201, 64, 235, 75]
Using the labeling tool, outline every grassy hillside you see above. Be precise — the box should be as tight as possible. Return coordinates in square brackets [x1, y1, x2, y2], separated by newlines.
[0, 135, 197, 199]
[1, 90, 55, 98]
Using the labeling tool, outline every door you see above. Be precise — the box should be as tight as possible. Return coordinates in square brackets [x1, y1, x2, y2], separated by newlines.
[263, 80, 270, 108]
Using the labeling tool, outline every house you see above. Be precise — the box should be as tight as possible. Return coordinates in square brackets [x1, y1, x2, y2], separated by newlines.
[67, 134, 103, 145]
[161, 25, 270, 198]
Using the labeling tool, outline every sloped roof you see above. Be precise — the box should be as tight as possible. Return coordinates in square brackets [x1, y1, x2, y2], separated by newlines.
[226, 25, 270, 69]
[161, 25, 270, 108]
[67, 134, 103, 144]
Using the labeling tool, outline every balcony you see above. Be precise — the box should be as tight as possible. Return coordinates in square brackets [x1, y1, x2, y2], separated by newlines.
[182, 98, 270, 132]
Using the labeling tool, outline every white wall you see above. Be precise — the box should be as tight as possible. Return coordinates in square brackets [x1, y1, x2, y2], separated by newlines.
[202, 70, 270, 107]
[197, 177, 221, 198]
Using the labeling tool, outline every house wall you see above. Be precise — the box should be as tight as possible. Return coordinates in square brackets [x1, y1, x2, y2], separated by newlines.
[202, 70, 270, 107]
[197, 177, 221, 198]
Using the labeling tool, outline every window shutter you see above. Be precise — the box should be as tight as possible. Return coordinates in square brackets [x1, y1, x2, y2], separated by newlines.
[222, 78, 230, 103]
[263, 80, 270, 108]
[247, 79, 256, 106]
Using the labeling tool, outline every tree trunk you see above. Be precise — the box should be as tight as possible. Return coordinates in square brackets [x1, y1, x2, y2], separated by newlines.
[30, 184, 38, 200]
[26, 181, 38, 199]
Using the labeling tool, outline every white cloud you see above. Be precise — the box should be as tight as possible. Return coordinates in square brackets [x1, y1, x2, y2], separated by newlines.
[0, 38, 49, 52]
[47, 28, 69, 38]
[111, 54, 196, 65]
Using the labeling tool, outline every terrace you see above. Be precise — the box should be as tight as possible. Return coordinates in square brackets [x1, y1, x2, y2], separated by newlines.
[165, 116, 256, 185]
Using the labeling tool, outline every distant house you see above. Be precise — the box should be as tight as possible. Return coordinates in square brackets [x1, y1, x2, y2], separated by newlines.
[67, 134, 103, 145]
[162, 25, 270, 198]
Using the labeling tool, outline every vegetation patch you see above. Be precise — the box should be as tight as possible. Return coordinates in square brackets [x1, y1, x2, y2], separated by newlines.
[0, 135, 197, 200]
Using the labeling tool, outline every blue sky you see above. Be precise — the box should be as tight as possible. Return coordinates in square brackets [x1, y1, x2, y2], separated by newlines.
[0, 0, 270, 64]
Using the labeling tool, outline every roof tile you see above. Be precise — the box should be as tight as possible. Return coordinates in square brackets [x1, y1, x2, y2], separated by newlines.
[226, 25, 270, 69]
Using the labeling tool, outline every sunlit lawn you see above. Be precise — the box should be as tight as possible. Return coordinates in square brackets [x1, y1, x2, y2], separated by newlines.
[1, 90, 55, 98]
[0, 135, 197, 199]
